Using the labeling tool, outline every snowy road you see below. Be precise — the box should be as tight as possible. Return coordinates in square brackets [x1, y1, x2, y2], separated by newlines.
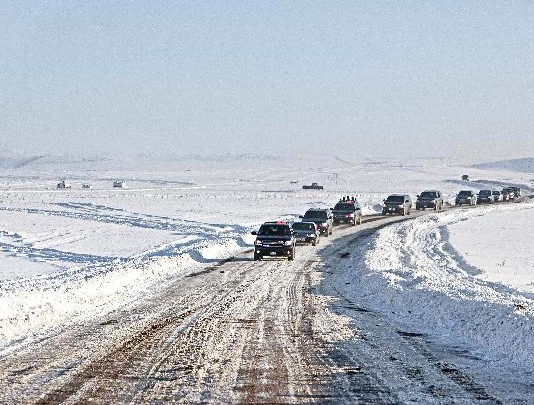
[2, 205, 531, 404]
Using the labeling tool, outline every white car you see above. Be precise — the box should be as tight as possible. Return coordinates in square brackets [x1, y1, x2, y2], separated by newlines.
[492, 190, 503, 202]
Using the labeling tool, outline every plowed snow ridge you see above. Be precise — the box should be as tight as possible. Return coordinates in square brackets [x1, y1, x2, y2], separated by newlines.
[346, 202, 534, 371]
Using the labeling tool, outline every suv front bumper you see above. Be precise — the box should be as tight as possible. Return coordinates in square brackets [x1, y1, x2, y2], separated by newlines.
[255, 245, 294, 257]
[383, 206, 404, 214]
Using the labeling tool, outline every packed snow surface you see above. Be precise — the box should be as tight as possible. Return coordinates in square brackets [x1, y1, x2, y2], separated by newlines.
[449, 208, 534, 293]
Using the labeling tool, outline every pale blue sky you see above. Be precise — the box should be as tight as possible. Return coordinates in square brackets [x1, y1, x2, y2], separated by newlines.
[2, 1, 534, 159]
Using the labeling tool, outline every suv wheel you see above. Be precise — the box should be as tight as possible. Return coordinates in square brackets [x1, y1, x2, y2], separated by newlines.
[254, 253, 262, 261]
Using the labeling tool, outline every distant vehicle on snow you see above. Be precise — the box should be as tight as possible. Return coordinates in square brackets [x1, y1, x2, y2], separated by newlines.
[292, 222, 320, 246]
[56, 180, 71, 189]
[506, 186, 522, 198]
[382, 194, 413, 216]
[82, 183, 92, 189]
[302, 183, 323, 190]
[477, 190, 494, 204]
[455, 190, 477, 206]
[502, 187, 516, 200]
[462, 174, 470, 181]
[300, 208, 333, 236]
[331, 196, 362, 225]
[113, 181, 125, 188]
[416, 190, 444, 211]
[492, 190, 503, 202]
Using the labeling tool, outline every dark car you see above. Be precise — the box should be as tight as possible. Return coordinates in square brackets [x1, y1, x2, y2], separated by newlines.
[302, 183, 324, 190]
[455, 190, 477, 206]
[331, 197, 362, 226]
[477, 189, 494, 204]
[501, 189, 511, 201]
[252, 222, 296, 261]
[416, 190, 444, 211]
[292, 221, 320, 246]
[300, 209, 334, 236]
[382, 194, 412, 216]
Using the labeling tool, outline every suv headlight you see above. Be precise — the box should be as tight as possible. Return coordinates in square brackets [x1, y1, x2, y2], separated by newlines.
[254, 240, 262, 246]
[321, 222, 328, 227]
[284, 240, 293, 246]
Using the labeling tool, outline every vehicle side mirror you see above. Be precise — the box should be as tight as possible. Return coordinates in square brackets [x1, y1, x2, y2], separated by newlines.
[330, 207, 334, 210]
[299, 215, 303, 219]
[417, 195, 420, 198]
[251, 231, 257, 235]
[383, 199, 386, 202]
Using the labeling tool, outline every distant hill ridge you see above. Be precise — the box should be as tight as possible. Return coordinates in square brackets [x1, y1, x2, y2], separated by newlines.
[474, 158, 534, 173]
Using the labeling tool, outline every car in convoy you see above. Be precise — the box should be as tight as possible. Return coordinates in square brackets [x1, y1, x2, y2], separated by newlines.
[302, 183, 324, 190]
[502, 187, 516, 201]
[331, 197, 362, 226]
[251, 221, 296, 261]
[416, 190, 444, 211]
[506, 186, 522, 198]
[382, 194, 412, 216]
[292, 221, 320, 246]
[492, 190, 503, 202]
[501, 189, 511, 202]
[300, 208, 334, 236]
[477, 189, 494, 204]
[56, 180, 72, 189]
[462, 174, 470, 181]
[455, 190, 477, 206]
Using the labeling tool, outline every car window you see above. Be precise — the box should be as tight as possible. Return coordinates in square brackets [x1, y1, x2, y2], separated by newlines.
[386, 196, 404, 203]
[303, 211, 327, 220]
[334, 202, 355, 210]
[258, 225, 291, 236]
[292, 223, 314, 231]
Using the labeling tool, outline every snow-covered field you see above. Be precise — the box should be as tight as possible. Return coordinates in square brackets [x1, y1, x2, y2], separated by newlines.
[449, 207, 534, 294]
[1, 153, 533, 363]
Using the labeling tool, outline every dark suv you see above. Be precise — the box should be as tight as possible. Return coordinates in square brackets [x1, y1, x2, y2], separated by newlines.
[416, 190, 444, 211]
[382, 194, 412, 216]
[331, 197, 362, 226]
[252, 222, 296, 261]
[477, 190, 494, 204]
[300, 209, 334, 236]
[292, 221, 320, 246]
[455, 190, 477, 206]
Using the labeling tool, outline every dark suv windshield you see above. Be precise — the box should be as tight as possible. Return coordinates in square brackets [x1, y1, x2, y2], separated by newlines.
[334, 202, 355, 211]
[479, 190, 491, 195]
[385, 196, 404, 204]
[458, 191, 472, 196]
[258, 224, 291, 236]
[303, 210, 328, 220]
[419, 192, 437, 198]
[292, 223, 315, 231]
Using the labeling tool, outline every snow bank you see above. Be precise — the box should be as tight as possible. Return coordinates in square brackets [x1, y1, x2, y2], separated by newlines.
[0, 232, 253, 355]
[339, 202, 534, 371]
[448, 208, 534, 293]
